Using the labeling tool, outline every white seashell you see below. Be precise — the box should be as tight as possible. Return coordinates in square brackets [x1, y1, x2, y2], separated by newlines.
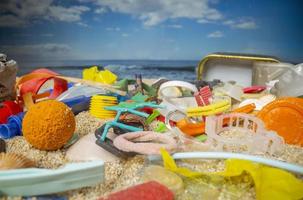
[0, 153, 35, 170]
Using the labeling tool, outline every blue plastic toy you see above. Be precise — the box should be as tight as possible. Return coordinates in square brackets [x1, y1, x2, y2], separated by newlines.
[95, 101, 164, 158]
[98, 102, 163, 141]
[0, 112, 25, 139]
[61, 95, 91, 114]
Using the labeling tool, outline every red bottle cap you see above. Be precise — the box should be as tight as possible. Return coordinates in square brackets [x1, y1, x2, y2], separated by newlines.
[243, 86, 266, 93]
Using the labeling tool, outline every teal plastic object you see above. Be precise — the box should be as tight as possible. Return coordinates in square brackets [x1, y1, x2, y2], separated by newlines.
[99, 102, 164, 141]
[0, 161, 104, 196]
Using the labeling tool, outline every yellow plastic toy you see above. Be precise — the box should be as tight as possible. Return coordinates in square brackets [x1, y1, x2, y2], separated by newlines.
[83, 66, 117, 84]
[186, 97, 231, 117]
[89, 95, 118, 119]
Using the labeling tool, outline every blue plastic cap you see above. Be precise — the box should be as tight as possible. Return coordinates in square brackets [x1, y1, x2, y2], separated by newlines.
[0, 123, 18, 139]
[0, 112, 24, 139]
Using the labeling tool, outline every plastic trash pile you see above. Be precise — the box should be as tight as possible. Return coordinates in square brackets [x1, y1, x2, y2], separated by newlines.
[0, 53, 303, 200]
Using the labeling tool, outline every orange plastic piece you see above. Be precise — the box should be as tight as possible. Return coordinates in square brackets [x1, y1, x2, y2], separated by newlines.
[176, 119, 205, 136]
[257, 97, 303, 146]
[22, 93, 34, 110]
[233, 103, 256, 113]
[177, 103, 256, 136]
[32, 91, 51, 100]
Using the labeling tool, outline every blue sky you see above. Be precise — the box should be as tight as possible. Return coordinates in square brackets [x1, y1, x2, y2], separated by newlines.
[0, 0, 302, 64]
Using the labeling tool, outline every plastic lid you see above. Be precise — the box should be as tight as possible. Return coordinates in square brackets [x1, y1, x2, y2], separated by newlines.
[257, 97, 303, 146]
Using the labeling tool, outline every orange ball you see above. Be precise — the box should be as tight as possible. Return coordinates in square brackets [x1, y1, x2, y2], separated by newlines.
[22, 100, 75, 150]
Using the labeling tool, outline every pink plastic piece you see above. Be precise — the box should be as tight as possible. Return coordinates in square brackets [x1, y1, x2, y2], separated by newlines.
[194, 86, 212, 106]
[205, 113, 284, 154]
[243, 86, 266, 93]
[113, 131, 177, 155]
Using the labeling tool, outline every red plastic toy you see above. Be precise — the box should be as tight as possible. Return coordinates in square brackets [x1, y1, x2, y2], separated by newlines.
[99, 181, 174, 200]
[0, 101, 22, 124]
[18, 68, 68, 99]
[243, 86, 266, 94]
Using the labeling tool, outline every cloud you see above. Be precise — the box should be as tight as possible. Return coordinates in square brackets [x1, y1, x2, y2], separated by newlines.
[12, 33, 54, 37]
[223, 20, 234, 25]
[0, 0, 90, 27]
[106, 27, 120, 31]
[224, 19, 257, 29]
[83, 0, 222, 26]
[121, 33, 129, 37]
[167, 24, 183, 29]
[233, 21, 257, 29]
[1, 43, 72, 60]
[95, 7, 107, 14]
[0, 15, 27, 27]
[77, 22, 89, 27]
[207, 30, 223, 38]
[197, 19, 212, 24]
[48, 6, 90, 22]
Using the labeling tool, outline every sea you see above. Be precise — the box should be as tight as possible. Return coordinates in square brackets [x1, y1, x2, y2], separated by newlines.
[17, 60, 199, 81]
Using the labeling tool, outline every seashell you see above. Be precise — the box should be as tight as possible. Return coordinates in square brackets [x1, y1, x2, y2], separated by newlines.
[0, 153, 35, 170]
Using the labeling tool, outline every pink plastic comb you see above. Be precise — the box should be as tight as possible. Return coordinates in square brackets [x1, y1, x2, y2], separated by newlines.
[194, 86, 212, 106]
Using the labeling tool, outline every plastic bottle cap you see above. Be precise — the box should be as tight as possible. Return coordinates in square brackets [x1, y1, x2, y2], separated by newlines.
[0, 113, 24, 139]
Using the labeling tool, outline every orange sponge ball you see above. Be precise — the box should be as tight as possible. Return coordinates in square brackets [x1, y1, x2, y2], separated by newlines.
[22, 100, 76, 151]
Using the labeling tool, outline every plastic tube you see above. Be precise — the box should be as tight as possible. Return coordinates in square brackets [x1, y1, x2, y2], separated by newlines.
[149, 152, 303, 174]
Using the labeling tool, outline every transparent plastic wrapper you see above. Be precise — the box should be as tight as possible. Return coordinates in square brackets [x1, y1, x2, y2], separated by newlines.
[253, 62, 303, 97]
[56, 83, 107, 101]
[170, 127, 211, 152]
[0, 54, 17, 102]
[205, 113, 284, 155]
[215, 82, 243, 101]
[252, 62, 293, 85]
[274, 63, 303, 97]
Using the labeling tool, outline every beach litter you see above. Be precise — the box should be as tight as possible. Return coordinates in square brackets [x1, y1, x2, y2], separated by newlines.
[0, 53, 303, 200]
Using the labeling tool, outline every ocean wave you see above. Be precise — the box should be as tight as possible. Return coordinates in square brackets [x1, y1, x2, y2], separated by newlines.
[104, 64, 195, 71]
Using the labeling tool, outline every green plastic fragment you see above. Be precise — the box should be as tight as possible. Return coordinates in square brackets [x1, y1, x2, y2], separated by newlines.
[113, 79, 157, 97]
[131, 92, 149, 102]
[146, 109, 160, 124]
[154, 121, 167, 133]
[114, 79, 129, 92]
[195, 134, 207, 142]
